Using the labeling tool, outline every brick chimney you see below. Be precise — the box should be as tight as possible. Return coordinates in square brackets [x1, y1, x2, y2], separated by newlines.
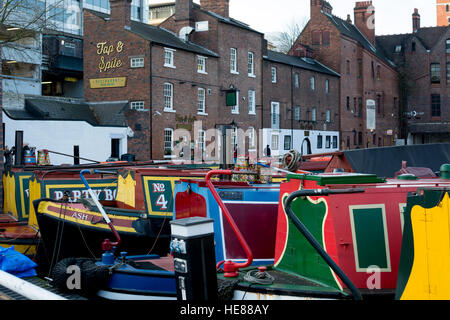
[110, 0, 132, 28]
[354, 1, 375, 46]
[200, 0, 229, 18]
[310, 0, 333, 18]
[412, 8, 420, 32]
[175, 0, 194, 24]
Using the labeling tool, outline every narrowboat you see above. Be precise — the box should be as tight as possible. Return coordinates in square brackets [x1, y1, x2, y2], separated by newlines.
[32, 166, 212, 273]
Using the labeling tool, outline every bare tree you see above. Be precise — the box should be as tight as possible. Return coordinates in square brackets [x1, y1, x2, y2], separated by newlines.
[270, 17, 308, 54]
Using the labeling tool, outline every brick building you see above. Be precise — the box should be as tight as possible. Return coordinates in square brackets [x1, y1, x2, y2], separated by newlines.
[437, 0, 450, 26]
[292, 0, 400, 150]
[377, 10, 450, 144]
[83, 0, 220, 161]
[262, 50, 341, 156]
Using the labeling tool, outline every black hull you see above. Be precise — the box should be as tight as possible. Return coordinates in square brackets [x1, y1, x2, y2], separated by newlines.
[34, 203, 171, 276]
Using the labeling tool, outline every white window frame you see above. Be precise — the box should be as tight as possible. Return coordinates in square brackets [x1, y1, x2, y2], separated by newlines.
[163, 82, 175, 112]
[294, 106, 300, 121]
[248, 126, 256, 149]
[164, 48, 176, 68]
[271, 101, 280, 129]
[312, 107, 317, 122]
[130, 101, 145, 111]
[197, 88, 207, 115]
[231, 90, 239, 114]
[248, 51, 255, 77]
[248, 90, 256, 115]
[164, 128, 174, 158]
[326, 109, 331, 123]
[130, 57, 144, 68]
[230, 48, 238, 74]
[271, 134, 279, 150]
[271, 67, 277, 83]
[197, 55, 207, 74]
[197, 129, 206, 153]
[310, 76, 315, 91]
[325, 79, 329, 94]
[294, 73, 300, 88]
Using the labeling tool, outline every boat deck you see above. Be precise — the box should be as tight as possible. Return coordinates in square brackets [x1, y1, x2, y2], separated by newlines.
[0, 277, 87, 300]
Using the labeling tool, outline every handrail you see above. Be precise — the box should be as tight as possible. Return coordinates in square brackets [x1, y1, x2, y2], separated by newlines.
[204, 170, 254, 277]
[284, 188, 364, 300]
[80, 169, 121, 249]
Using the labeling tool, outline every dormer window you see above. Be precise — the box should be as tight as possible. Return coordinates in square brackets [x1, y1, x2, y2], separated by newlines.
[394, 45, 402, 53]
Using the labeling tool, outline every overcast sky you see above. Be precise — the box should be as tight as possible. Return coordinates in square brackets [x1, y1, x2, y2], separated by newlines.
[150, 0, 438, 35]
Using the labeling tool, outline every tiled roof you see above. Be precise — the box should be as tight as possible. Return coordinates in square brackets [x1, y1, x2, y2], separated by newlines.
[323, 12, 396, 68]
[3, 96, 128, 127]
[85, 9, 218, 58]
[265, 50, 341, 77]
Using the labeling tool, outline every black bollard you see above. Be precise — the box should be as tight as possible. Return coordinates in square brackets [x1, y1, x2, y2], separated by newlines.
[170, 217, 218, 301]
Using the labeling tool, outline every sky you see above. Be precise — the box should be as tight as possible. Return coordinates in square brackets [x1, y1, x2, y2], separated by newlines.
[149, 0, 438, 36]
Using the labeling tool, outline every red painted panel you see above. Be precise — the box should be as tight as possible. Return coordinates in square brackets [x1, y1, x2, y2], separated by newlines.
[174, 189, 207, 220]
[221, 203, 279, 260]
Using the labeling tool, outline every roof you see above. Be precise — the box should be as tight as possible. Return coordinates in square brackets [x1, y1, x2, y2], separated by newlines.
[85, 9, 218, 58]
[376, 25, 450, 63]
[265, 50, 340, 77]
[198, 8, 263, 35]
[323, 12, 396, 68]
[342, 143, 450, 178]
[3, 96, 128, 127]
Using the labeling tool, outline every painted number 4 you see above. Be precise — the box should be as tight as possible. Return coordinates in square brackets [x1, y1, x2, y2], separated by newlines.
[153, 183, 168, 210]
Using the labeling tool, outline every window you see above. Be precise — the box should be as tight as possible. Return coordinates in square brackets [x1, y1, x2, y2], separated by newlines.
[271, 67, 277, 83]
[447, 62, 450, 84]
[325, 136, 331, 149]
[248, 52, 255, 76]
[312, 30, 321, 45]
[376, 65, 381, 80]
[197, 88, 206, 114]
[230, 48, 238, 73]
[197, 130, 206, 153]
[412, 42, 416, 52]
[446, 39, 450, 53]
[322, 31, 330, 46]
[357, 59, 362, 78]
[248, 127, 256, 149]
[332, 136, 338, 149]
[231, 91, 239, 114]
[271, 102, 280, 129]
[394, 45, 402, 53]
[311, 107, 317, 122]
[164, 48, 175, 68]
[271, 134, 279, 150]
[371, 61, 375, 79]
[111, 139, 120, 159]
[346, 60, 350, 74]
[164, 128, 174, 156]
[284, 136, 292, 150]
[294, 106, 300, 121]
[317, 135, 323, 149]
[431, 94, 441, 117]
[431, 63, 440, 83]
[130, 101, 145, 111]
[130, 57, 144, 68]
[310, 77, 315, 90]
[248, 90, 256, 114]
[377, 95, 382, 114]
[292, 73, 299, 89]
[358, 98, 363, 118]
[197, 56, 207, 73]
[163, 82, 174, 111]
[326, 109, 331, 123]
[347, 97, 350, 110]
[358, 131, 363, 146]
[325, 79, 329, 93]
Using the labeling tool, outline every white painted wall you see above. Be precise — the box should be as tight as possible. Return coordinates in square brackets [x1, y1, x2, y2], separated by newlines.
[3, 112, 128, 165]
[263, 128, 340, 157]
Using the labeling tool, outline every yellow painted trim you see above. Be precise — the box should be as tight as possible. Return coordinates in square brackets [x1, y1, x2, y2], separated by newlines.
[38, 202, 136, 233]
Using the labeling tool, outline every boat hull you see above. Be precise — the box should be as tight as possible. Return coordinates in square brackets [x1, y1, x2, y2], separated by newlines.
[33, 199, 170, 275]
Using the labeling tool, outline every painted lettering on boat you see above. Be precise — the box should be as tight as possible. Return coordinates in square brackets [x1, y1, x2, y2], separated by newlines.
[53, 189, 116, 202]
[72, 212, 89, 221]
[152, 183, 169, 210]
